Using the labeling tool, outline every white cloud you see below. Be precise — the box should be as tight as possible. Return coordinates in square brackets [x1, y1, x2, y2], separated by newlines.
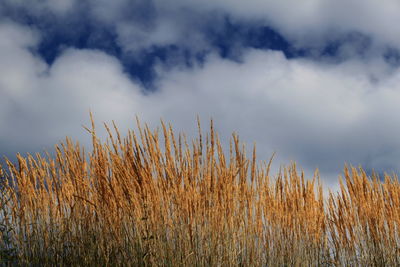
[0, 22, 145, 156]
[78, 0, 400, 59]
[4, 0, 400, 57]
[2, 20, 400, 187]
[150, 49, 400, 180]
[157, 0, 400, 49]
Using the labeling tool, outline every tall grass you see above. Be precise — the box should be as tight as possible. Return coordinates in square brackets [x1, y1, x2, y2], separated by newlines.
[0, 116, 399, 266]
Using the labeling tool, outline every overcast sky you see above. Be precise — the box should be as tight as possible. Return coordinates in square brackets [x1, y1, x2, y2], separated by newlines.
[2, 0, 400, 187]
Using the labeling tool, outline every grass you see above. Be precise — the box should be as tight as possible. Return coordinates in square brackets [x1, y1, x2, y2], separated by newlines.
[0, 115, 399, 266]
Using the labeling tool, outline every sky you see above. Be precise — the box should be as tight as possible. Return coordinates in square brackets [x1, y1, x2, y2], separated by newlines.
[2, 0, 400, 187]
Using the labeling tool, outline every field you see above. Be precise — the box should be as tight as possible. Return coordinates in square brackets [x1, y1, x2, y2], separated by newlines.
[0, 116, 399, 266]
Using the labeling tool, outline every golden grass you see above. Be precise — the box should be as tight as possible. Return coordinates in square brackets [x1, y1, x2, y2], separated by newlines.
[0, 116, 399, 266]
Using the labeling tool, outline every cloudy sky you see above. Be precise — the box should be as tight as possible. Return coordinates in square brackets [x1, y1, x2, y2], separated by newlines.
[2, 0, 400, 186]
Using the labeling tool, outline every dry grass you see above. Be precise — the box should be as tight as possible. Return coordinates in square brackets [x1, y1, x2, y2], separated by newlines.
[0, 116, 399, 266]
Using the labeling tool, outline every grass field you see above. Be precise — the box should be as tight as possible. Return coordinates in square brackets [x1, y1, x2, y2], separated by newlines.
[0, 116, 399, 266]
